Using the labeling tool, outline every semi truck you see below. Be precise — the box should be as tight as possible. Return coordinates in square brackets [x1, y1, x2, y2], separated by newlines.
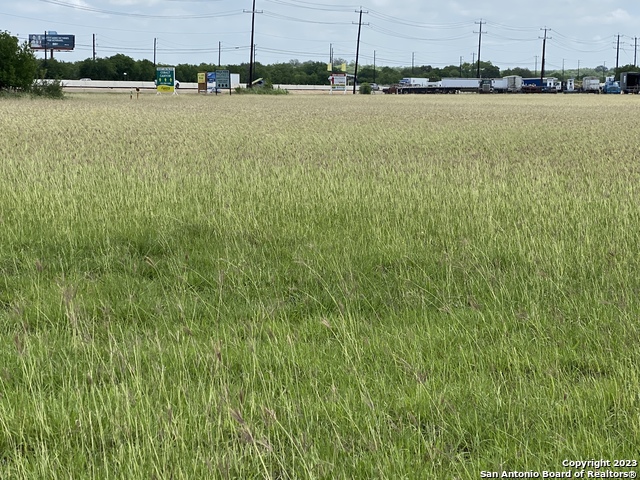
[602, 76, 621, 94]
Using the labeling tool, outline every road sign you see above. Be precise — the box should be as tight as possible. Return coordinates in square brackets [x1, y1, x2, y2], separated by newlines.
[29, 34, 75, 51]
[216, 70, 230, 89]
[156, 67, 175, 93]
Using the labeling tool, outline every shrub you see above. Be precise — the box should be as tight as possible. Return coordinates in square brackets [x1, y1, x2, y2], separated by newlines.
[234, 84, 289, 95]
[31, 78, 65, 99]
[359, 82, 372, 95]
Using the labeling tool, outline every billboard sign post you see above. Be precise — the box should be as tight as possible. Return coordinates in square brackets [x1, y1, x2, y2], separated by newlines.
[197, 72, 206, 93]
[330, 73, 348, 94]
[29, 33, 75, 59]
[216, 70, 231, 95]
[156, 67, 176, 94]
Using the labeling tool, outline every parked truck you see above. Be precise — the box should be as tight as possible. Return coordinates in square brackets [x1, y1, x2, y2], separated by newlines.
[581, 76, 601, 93]
[505, 75, 523, 93]
[620, 72, 640, 94]
[602, 76, 621, 94]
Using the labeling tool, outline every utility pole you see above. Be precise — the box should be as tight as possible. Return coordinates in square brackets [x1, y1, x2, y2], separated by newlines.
[244, 0, 262, 88]
[534, 55, 538, 76]
[539, 27, 551, 83]
[615, 34, 620, 71]
[352, 8, 368, 94]
[471, 52, 476, 65]
[635, 37, 638, 67]
[373, 50, 376, 84]
[93, 34, 96, 61]
[474, 19, 486, 78]
[330, 43, 333, 67]
[412, 52, 415, 74]
[153, 38, 157, 67]
[218, 41, 221, 67]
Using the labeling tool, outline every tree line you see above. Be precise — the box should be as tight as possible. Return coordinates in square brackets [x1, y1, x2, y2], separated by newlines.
[3, 30, 640, 93]
[37, 53, 640, 86]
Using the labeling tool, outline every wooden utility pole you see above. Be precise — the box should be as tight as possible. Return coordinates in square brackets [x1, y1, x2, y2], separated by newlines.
[373, 50, 376, 84]
[245, 0, 262, 88]
[540, 27, 551, 83]
[93, 34, 96, 61]
[352, 8, 368, 94]
[474, 19, 485, 78]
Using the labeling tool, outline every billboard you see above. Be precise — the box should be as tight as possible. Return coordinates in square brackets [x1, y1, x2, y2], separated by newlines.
[216, 70, 230, 89]
[330, 73, 347, 94]
[29, 34, 75, 51]
[156, 67, 175, 93]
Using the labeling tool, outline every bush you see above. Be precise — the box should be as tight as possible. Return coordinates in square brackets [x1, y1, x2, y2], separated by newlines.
[234, 84, 289, 95]
[359, 82, 372, 95]
[31, 79, 65, 99]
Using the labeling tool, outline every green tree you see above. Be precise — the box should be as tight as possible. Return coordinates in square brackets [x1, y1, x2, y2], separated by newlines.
[175, 63, 199, 83]
[477, 61, 500, 79]
[613, 64, 640, 81]
[109, 54, 137, 80]
[137, 59, 156, 81]
[502, 67, 534, 78]
[0, 31, 38, 91]
[38, 58, 77, 79]
[78, 57, 117, 80]
[376, 66, 402, 85]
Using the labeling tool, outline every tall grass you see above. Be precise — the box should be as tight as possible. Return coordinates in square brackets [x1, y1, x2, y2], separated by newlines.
[0, 93, 639, 478]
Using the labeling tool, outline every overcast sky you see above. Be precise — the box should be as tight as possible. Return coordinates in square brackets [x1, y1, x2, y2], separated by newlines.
[3, 0, 639, 71]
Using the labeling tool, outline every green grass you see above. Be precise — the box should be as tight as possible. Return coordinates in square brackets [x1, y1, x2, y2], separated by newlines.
[1, 92, 639, 479]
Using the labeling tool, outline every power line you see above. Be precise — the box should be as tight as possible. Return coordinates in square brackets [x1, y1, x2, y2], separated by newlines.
[36, 0, 243, 19]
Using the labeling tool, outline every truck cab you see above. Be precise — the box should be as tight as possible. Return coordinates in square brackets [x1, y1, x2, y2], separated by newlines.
[602, 76, 621, 94]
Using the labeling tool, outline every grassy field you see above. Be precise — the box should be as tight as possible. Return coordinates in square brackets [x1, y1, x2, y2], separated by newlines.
[1, 92, 639, 479]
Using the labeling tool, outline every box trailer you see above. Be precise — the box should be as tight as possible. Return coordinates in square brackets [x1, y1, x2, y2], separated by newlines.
[505, 75, 523, 92]
[620, 72, 640, 94]
[440, 78, 480, 89]
[399, 77, 430, 87]
[581, 76, 601, 93]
